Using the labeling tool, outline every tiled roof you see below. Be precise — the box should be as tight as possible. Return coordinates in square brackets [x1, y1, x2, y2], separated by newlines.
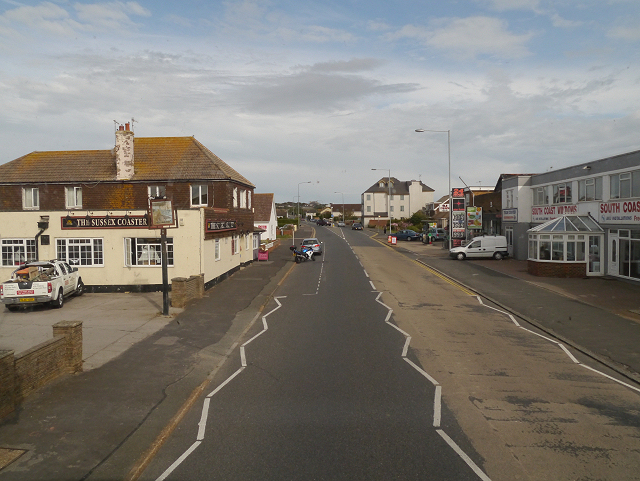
[0, 136, 254, 187]
[253, 193, 274, 222]
[364, 177, 434, 194]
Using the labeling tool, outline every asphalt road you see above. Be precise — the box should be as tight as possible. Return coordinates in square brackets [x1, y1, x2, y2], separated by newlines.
[142, 225, 485, 480]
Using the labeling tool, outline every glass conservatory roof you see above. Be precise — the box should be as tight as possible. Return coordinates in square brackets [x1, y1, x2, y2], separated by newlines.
[528, 215, 604, 233]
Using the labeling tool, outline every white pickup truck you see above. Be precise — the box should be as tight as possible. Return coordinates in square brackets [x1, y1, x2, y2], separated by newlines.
[1, 260, 84, 311]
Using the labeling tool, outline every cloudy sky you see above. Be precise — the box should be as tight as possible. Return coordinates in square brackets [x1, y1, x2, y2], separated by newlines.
[1, 0, 639, 205]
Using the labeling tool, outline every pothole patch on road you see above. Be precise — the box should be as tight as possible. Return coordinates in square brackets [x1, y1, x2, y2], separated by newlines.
[0, 447, 26, 470]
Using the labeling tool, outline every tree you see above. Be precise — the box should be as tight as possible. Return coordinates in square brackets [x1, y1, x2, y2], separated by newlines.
[409, 210, 427, 226]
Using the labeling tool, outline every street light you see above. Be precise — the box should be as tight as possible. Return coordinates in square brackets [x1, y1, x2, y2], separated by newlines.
[371, 168, 391, 234]
[334, 191, 344, 222]
[415, 129, 451, 250]
[297, 181, 312, 225]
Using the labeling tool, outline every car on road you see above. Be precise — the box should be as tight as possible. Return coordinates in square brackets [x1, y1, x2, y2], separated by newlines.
[336, 221, 346, 227]
[392, 229, 421, 241]
[317, 219, 329, 226]
[449, 235, 509, 260]
[352, 223, 363, 230]
[301, 238, 323, 255]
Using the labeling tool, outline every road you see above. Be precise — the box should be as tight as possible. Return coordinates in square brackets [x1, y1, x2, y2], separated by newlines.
[141, 224, 640, 481]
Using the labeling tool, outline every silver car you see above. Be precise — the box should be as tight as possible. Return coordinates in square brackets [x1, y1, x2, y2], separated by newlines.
[301, 238, 322, 255]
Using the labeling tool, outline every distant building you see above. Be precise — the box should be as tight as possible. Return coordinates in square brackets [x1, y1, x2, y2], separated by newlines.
[361, 178, 434, 227]
[253, 193, 278, 241]
[330, 203, 363, 219]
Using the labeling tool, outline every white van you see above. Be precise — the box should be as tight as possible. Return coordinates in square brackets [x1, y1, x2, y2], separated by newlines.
[449, 235, 508, 260]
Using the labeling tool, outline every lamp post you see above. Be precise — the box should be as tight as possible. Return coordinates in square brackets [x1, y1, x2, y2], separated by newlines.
[334, 191, 344, 222]
[297, 181, 312, 226]
[415, 129, 451, 250]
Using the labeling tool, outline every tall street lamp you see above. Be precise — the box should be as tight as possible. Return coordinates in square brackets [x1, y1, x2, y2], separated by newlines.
[371, 168, 391, 233]
[415, 129, 451, 250]
[334, 191, 344, 222]
[297, 181, 312, 225]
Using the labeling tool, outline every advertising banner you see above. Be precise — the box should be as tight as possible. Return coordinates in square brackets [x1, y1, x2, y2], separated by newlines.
[451, 188, 466, 246]
[502, 208, 517, 222]
[467, 206, 482, 229]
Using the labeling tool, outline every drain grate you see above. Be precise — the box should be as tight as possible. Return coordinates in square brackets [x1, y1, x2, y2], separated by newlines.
[0, 448, 26, 470]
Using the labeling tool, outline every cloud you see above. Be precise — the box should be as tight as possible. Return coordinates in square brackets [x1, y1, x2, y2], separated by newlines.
[608, 25, 640, 41]
[388, 16, 534, 60]
[0, 2, 79, 37]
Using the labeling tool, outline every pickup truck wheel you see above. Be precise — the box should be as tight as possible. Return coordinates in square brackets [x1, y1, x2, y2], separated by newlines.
[456, 252, 466, 261]
[76, 278, 85, 296]
[493, 252, 503, 260]
[52, 289, 64, 309]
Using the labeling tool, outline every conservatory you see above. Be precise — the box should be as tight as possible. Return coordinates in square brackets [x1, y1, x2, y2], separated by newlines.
[527, 215, 604, 277]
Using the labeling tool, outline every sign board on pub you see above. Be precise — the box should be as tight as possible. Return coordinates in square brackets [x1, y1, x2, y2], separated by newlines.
[206, 220, 237, 233]
[62, 215, 149, 229]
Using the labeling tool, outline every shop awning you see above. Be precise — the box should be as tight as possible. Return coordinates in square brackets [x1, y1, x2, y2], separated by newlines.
[528, 215, 604, 233]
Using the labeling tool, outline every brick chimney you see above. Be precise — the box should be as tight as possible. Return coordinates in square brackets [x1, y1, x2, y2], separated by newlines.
[115, 122, 134, 180]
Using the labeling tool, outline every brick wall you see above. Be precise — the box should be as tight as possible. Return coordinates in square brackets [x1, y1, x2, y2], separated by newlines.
[527, 260, 587, 278]
[171, 274, 204, 308]
[0, 321, 83, 420]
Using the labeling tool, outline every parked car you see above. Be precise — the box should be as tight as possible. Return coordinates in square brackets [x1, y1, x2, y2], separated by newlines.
[1, 260, 84, 310]
[422, 227, 446, 243]
[393, 229, 422, 241]
[301, 238, 323, 255]
[352, 223, 363, 230]
[449, 235, 509, 260]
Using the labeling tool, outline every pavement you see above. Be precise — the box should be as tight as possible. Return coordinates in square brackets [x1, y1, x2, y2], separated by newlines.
[1, 225, 640, 479]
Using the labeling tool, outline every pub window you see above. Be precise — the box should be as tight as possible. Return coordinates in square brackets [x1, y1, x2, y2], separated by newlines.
[253, 235, 259, 250]
[552, 183, 572, 204]
[124, 238, 173, 266]
[248, 191, 252, 210]
[240, 189, 247, 209]
[65, 186, 83, 209]
[191, 184, 208, 207]
[215, 239, 220, 261]
[148, 185, 166, 199]
[23, 187, 39, 210]
[1, 239, 36, 266]
[233, 188, 238, 208]
[57, 238, 104, 266]
[367, 206, 371, 212]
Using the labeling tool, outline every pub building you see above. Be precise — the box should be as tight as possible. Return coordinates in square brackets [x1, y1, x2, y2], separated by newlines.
[0, 122, 257, 292]
[501, 149, 640, 280]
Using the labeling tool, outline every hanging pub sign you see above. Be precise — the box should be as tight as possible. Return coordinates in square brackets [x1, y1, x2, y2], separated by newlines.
[61, 215, 149, 229]
[206, 220, 237, 233]
[149, 199, 177, 229]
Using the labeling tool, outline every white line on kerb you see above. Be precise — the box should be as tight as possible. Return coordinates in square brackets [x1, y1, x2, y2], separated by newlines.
[473, 295, 640, 395]
[155, 296, 286, 481]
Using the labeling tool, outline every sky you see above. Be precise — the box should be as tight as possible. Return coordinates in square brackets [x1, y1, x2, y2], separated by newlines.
[1, 0, 639, 206]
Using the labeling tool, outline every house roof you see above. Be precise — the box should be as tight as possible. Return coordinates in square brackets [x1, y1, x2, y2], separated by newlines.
[253, 193, 275, 222]
[0, 136, 254, 187]
[364, 177, 434, 194]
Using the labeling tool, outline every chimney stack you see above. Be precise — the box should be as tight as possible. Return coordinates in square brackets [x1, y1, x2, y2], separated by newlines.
[115, 122, 134, 180]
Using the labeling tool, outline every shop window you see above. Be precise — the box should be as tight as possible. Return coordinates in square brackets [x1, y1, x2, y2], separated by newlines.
[215, 239, 220, 261]
[539, 235, 551, 260]
[532, 187, 548, 206]
[191, 184, 208, 207]
[610, 172, 633, 199]
[553, 183, 572, 204]
[23, 187, 39, 210]
[578, 177, 602, 201]
[124, 238, 173, 266]
[552, 235, 564, 261]
[1, 239, 36, 266]
[529, 237, 537, 259]
[57, 238, 104, 266]
[65, 186, 83, 209]
[505, 189, 514, 208]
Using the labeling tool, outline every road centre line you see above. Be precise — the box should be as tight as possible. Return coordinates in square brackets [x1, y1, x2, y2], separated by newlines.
[372, 291, 491, 480]
[155, 297, 286, 481]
